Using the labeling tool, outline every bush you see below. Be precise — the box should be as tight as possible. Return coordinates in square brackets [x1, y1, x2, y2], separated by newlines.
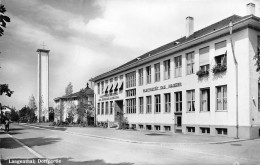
[196, 70, 209, 77]
[212, 64, 227, 74]
[49, 122, 56, 126]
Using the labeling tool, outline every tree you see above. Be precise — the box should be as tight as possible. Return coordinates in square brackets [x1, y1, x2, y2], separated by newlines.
[54, 101, 64, 122]
[19, 106, 37, 123]
[67, 102, 77, 123]
[76, 86, 94, 126]
[65, 82, 73, 96]
[28, 95, 37, 112]
[10, 107, 19, 122]
[0, 84, 13, 97]
[0, 4, 11, 36]
[0, 4, 12, 120]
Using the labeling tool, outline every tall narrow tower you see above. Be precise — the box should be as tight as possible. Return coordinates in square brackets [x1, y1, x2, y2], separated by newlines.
[37, 48, 50, 122]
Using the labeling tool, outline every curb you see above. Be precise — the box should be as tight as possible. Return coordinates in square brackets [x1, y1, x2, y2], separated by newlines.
[21, 123, 248, 145]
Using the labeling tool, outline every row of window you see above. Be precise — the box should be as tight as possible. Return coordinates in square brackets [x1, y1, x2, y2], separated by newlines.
[97, 40, 227, 92]
[97, 102, 113, 115]
[134, 40, 227, 87]
[137, 85, 226, 114]
[97, 77, 124, 95]
[187, 127, 227, 135]
[132, 124, 227, 135]
[97, 85, 227, 115]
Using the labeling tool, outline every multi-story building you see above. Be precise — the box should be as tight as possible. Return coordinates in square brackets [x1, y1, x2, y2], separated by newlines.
[90, 3, 260, 139]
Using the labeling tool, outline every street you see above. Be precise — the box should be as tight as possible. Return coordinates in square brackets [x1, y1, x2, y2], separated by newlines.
[1, 123, 260, 165]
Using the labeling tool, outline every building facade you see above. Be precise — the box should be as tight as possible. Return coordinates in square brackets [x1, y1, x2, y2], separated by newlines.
[90, 4, 260, 139]
[53, 85, 94, 123]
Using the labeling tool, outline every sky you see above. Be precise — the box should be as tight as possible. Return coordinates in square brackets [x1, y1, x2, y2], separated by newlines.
[0, 0, 257, 110]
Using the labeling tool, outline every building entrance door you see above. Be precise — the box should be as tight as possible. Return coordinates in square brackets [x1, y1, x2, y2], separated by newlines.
[114, 100, 123, 123]
[175, 115, 182, 133]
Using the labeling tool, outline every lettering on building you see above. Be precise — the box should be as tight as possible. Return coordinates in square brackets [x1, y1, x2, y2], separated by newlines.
[143, 83, 182, 93]
[99, 94, 119, 101]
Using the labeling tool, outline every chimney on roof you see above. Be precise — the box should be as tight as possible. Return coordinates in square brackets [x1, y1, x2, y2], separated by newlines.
[247, 3, 255, 15]
[186, 16, 194, 38]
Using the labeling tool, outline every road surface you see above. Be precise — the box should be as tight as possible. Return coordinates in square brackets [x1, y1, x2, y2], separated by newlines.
[1, 123, 260, 165]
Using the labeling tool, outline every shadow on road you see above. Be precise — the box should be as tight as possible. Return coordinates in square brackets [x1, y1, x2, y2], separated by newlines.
[0, 136, 62, 149]
[1, 158, 134, 165]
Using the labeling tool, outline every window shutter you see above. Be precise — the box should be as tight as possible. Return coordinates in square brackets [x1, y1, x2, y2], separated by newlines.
[215, 40, 227, 56]
[199, 46, 210, 66]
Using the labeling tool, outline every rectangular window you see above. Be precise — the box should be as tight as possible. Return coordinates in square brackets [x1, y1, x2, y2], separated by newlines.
[216, 128, 227, 135]
[146, 66, 151, 84]
[139, 97, 144, 114]
[109, 79, 114, 95]
[155, 125, 161, 131]
[215, 54, 227, 66]
[126, 99, 136, 114]
[174, 56, 182, 77]
[154, 63, 160, 82]
[200, 127, 210, 134]
[105, 80, 108, 94]
[101, 102, 104, 115]
[105, 102, 109, 115]
[216, 85, 227, 110]
[139, 125, 144, 129]
[258, 83, 260, 111]
[163, 60, 171, 80]
[146, 96, 152, 113]
[215, 40, 227, 68]
[101, 82, 104, 94]
[164, 126, 171, 131]
[187, 90, 195, 112]
[97, 83, 100, 95]
[200, 64, 210, 72]
[186, 52, 194, 75]
[175, 92, 182, 112]
[187, 127, 195, 133]
[126, 71, 136, 88]
[126, 89, 136, 97]
[200, 88, 210, 112]
[199, 46, 210, 67]
[97, 103, 100, 115]
[110, 101, 113, 115]
[138, 68, 143, 86]
[146, 125, 152, 130]
[164, 93, 171, 113]
[155, 95, 161, 113]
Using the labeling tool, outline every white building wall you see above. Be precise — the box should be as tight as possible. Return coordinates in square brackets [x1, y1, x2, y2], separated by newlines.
[94, 28, 260, 138]
[248, 28, 260, 138]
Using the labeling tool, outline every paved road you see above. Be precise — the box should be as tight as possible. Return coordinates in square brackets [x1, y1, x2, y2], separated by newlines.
[1, 124, 260, 165]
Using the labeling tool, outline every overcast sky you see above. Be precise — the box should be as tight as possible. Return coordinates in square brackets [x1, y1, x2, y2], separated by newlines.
[0, 0, 257, 110]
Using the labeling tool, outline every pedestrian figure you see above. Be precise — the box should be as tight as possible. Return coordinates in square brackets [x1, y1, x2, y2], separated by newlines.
[5, 119, 9, 132]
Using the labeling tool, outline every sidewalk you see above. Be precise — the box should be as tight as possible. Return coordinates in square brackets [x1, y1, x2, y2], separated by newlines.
[23, 123, 245, 145]
[0, 130, 37, 165]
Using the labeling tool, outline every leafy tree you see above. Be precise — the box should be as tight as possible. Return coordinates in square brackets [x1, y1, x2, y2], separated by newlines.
[0, 5, 12, 121]
[19, 106, 37, 123]
[54, 101, 64, 122]
[0, 84, 13, 97]
[0, 4, 11, 36]
[76, 87, 93, 126]
[65, 82, 73, 96]
[10, 107, 19, 122]
[28, 95, 37, 112]
[67, 102, 77, 123]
